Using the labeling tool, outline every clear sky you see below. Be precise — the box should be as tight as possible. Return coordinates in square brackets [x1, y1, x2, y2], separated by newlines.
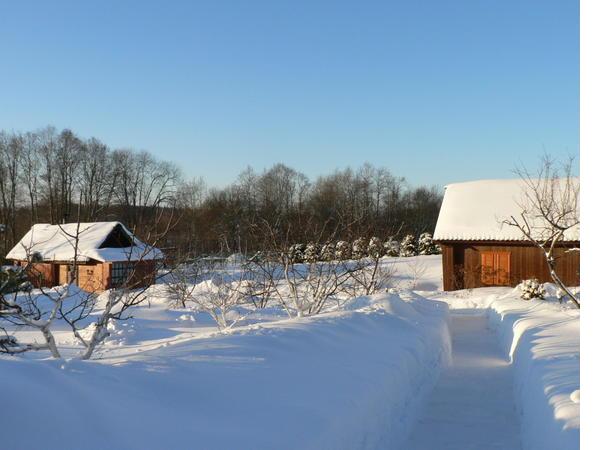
[0, 0, 579, 188]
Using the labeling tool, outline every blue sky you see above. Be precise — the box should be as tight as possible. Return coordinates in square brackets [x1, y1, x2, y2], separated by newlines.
[0, 0, 579, 188]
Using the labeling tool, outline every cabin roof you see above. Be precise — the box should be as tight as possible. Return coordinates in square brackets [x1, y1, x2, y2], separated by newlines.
[6, 222, 163, 263]
[433, 178, 580, 242]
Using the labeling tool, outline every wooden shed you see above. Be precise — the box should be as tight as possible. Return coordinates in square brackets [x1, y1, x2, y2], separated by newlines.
[433, 179, 580, 291]
[5, 222, 163, 292]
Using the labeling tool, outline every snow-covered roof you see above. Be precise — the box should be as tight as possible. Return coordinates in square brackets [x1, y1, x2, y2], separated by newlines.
[433, 178, 580, 242]
[6, 222, 163, 263]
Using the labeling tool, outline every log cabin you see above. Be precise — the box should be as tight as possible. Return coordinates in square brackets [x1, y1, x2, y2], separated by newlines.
[5, 222, 163, 292]
[433, 179, 580, 291]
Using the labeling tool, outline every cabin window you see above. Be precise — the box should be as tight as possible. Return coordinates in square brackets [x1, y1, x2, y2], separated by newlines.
[110, 262, 133, 287]
[480, 251, 511, 286]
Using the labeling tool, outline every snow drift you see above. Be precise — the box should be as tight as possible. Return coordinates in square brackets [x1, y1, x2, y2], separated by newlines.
[487, 290, 580, 450]
[1, 291, 450, 450]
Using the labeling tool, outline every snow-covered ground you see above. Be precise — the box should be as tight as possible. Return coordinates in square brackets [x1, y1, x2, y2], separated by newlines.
[430, 285, 580, 450]
[1, 257, 450, 450]
[406, 310, 522, 449]
[488, 289, 580, 450]
[1, 255, 580, 450]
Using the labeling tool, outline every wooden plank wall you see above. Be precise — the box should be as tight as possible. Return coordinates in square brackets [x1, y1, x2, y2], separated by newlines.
[77, 263, 108, 292]
[14, 259, 157, 291]
[441, 242, 580, 290]
[127, 260, 157, 288]
[25, 263, 56, 288]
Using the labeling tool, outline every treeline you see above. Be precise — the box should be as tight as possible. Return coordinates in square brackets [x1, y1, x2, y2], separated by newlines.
[0, 127, 442, 258]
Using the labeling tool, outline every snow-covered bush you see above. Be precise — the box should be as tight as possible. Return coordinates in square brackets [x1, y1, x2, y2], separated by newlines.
[519, 279, 546, 300]
[335, 240, 351, 260]
[319, 242, 336, 261]
[384, 239, 400, 257]
[303, 243, 319, 263]
[352, 237, 368, 259]
[288, 243, 306, 263]
[400, 234, 417, 257]
[418, 232, 440, 255]
[368, 237, 384, 258]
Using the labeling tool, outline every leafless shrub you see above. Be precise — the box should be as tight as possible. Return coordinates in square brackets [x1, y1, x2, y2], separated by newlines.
[165, 259, 210, 309]
[404, 257, 428, 289]
[345, 256, 392, 297]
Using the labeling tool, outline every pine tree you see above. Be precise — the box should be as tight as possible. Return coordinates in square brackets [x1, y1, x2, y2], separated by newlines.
[352, 237, 368, 259]
[319, 242, 335, 261]
[368, 237, 384, 258]
[384, 239, 400, 257]
[303, 243, 319, 263]
[335, 241, 351, 260]
[288, 243, 306, 263]
[418, 232, 440, 255]
[400, 234, 417, 257]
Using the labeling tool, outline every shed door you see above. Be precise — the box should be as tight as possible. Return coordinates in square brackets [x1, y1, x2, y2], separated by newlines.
[59, 264, 70, 284]
[480, 251, 511, 286]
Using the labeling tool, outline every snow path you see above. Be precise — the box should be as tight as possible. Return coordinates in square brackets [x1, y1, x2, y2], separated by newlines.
[405, 311, 522, 450]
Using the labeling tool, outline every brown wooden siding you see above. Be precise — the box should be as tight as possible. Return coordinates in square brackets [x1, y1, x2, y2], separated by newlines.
[13, 259, 157, 292]
[77, 263, 107, 292]
[108, 260, 157, 289]
[22, 262, 57, 288]
[440, 241, 579, 291]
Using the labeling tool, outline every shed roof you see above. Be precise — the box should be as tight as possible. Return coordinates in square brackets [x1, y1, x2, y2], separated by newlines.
[6, 222, 163, 263]
[433, 178, 580, 242]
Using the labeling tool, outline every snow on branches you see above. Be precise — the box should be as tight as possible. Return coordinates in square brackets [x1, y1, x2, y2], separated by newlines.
[518, 279, 546, 301]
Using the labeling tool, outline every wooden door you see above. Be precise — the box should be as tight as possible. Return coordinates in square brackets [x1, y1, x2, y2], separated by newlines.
[59, 264, 69, 285]
[480, 251, 511, 286]
[481, 251, 496, 285]
[496, 252, 511, 285]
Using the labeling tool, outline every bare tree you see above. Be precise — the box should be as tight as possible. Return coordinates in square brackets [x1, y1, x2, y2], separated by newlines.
[19, 130, 43, 225]
[0, 251, 83, 359]
[0, 131, 22, 252]
[503, 155, 580, 308]
[79, 137, 115, 221]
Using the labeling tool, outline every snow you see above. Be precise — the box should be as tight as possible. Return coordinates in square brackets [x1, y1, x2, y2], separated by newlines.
[487, 289, 580, 450]
[406, 311, 522, 449]
[433, 178, 580, 241]
[1, 289, 450, 450]
[435, 286, 580, 450]
[5, 221, 163, 262]
[0, 255, 579, 450]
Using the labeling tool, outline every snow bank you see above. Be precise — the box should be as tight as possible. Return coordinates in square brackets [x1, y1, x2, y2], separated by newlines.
[1, 291, 450, 450]
[487, 291, 580, 450]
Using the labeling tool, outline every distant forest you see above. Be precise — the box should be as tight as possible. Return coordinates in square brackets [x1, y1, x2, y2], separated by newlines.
[0, 127, 442, 259]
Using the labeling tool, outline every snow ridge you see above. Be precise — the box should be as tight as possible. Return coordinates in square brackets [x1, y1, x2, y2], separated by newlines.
[487, 292, 580, 450]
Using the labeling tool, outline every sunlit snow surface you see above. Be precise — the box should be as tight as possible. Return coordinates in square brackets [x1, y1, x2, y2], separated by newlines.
[1, 255, 579, 450]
